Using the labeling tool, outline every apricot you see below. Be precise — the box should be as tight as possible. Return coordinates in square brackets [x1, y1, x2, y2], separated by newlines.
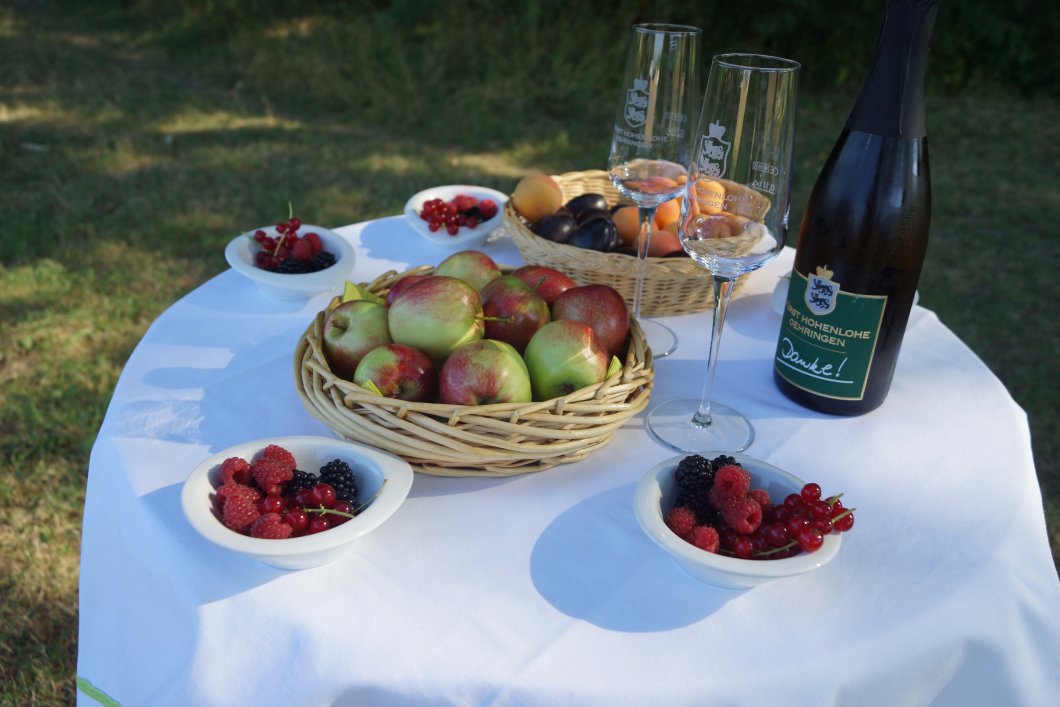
[512, 174, 563, 225]
[647, 229, 683, 257]
[654, 197, 681, 230]
[612, 205, 641, 247]
[694, 179, 726, 215]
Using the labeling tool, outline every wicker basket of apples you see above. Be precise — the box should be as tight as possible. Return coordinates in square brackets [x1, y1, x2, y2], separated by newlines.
[502, 169, 759, 317]
[294, 250, 654, 477]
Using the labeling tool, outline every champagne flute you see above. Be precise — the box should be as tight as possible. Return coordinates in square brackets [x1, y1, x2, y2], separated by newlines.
[607, 23, 701, 359]
[647, 53, 800, 452]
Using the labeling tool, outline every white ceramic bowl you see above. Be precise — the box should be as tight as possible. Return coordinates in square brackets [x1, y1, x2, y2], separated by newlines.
[181, 435, 413, 570]
[634, 453, 842, 589]
[403, 185, 508, 249]
[224, 225, 355, 300]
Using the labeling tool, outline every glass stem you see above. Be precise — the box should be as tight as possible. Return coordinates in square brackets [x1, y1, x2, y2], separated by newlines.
[633, 206, 657, 320]
[693, 274, 738, 427]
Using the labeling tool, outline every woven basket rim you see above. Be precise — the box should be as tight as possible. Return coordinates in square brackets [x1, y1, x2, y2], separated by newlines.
[294, 264, 654, 477]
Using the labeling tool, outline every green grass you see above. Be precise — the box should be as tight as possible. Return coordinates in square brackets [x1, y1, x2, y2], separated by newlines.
[1, 2, 1057, 704]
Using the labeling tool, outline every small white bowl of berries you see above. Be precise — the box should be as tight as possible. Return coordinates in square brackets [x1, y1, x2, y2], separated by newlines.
[634, 453, 853, 589]
[403, 185, 507, 249]
[181, 436, 414, 570]
[225, 214, 355, 300]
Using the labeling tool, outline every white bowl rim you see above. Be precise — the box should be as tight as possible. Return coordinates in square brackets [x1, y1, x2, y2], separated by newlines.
[181, 435, 413, 558]
[403, 184, 508, 247]
[224, 225, 355, 293]
[634, 452, 842, 579]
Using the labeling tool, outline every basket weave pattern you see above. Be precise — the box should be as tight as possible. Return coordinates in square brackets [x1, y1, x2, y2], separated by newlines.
[294, 266, 654, 477]
[503, 169, 744, 317]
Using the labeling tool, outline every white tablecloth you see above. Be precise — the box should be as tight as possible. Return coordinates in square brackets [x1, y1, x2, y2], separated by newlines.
[77, 216, 1060, 706]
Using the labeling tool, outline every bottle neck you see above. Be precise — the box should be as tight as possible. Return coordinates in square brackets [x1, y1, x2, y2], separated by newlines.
[846, 0, 939, 139]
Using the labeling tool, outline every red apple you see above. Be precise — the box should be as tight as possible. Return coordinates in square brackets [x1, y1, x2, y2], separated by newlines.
[550, 284, 630, 359]
[385, 274, 429, 306]
[353, 343, 438, 402]
[522, 319, 609, 401]
[438, 339, 532, 405]
[480, 275, 551, 353]
[322, 300, 392, 380]
[388, 276, 485, 360]
[511, 265, 577, 305]
[433, 250, 502, 291]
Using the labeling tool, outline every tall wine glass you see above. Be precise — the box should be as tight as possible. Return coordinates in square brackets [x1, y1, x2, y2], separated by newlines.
[607, 23, 701, 359]
[647, 53, 800, 452]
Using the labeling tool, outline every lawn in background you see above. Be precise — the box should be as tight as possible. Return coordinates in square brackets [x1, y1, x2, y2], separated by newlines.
[1, 2, 1056, 703]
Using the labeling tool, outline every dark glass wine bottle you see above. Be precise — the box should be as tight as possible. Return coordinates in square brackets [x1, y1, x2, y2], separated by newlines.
[773, 0, 939, 415]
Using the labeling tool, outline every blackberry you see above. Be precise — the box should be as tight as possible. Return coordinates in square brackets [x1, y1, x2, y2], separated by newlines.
[675, 454, 715, 495]
[674, 488, 723, 527]
[709, 454, 737, 471]
[308, 251, 336, 272]
[319, 459, 358, 502]
[276, 258, 311, 274]
[287, 469, 319, 493]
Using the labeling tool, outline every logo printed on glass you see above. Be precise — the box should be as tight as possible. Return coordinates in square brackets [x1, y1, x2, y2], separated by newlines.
[698, 121, 731, 177]
[625, 78, 649, 128]
[806, 266, 839, 315]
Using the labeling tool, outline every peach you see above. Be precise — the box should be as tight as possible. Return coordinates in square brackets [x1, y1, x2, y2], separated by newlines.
[512, 174, 563, 225]
[647, 229, 683, 257]
[612, 205, 641, 247]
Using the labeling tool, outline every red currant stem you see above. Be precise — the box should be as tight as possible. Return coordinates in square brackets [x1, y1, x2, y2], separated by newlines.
[752, 540, 800, 558]
[272, 233, 284, 256]
[304, 479, 388, 518]
[825, 493, 845, 505]
[831, 507, 856, 521]
[287, 201, 294, 220]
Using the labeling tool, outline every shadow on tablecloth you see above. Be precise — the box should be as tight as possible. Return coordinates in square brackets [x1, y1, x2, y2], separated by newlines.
[529, 483, 738, 632]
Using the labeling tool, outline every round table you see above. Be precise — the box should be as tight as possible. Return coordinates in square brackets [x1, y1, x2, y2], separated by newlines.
[76, 216, 1060, 706]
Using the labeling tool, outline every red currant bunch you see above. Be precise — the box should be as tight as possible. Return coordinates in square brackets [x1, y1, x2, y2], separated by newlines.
[419, 194, 498, 236]
[249, 209, 336, 274]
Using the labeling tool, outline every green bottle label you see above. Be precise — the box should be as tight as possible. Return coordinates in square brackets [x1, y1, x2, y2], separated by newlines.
[773, 267, 887, 401]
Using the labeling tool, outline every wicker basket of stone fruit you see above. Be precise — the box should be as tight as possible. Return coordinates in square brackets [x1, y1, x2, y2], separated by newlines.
[294, 250, 654, 477]
[502, 169, 763, 317]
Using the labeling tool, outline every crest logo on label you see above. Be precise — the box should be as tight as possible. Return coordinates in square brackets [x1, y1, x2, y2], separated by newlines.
[698, 120, 731, 178]
[806, 266, 839, 315]
[625, 78, 649, 128]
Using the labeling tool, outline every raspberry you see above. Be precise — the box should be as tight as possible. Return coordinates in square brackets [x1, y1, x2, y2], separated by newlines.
[249, 513, 294, 539]
[290, 237, 313, 261]
[305, 232, 323, 253]
[709, 464, 752, 509]
[748, 488, 772, 514]
[477, 199, 498, 220]
[252, 457, 294, 494]
[453, 194, 477, 213]
[722, 496, 764, 535]
[260, 444, 296, 473]
[219, 457, 251, 485]
[222, 488, 262, 533]
[216, 482, 261, 509]
[665, 506, 697, 540]
[690, 525, 720, 553]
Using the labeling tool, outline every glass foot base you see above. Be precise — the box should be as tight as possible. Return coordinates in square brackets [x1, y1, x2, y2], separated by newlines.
[639, 318, 678, 359]
[647, 398, 755, 453]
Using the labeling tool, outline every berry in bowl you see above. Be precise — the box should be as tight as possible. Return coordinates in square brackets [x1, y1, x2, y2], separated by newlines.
[181, 435, 413, 570]
[225, 213, 355, 300]
[634, 453, 852, 589]
[403, 185, 508, 249]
